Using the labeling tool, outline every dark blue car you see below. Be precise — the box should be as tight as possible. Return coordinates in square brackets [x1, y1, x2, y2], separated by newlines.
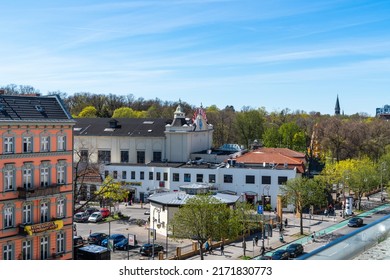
[101, 234, 126, 247]
[114, 238, 138, 250]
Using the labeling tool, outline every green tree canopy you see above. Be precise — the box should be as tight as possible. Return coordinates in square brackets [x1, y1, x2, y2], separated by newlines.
[78, 106, 97, 118]
[169, 194, 241, 260]
[280, 177, 327, 235]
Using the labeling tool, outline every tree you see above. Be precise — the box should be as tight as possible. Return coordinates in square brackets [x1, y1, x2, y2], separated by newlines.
[95, 176, 129, 207]
[234, 107, 266, 148]
[78, 106, 97, 118]
[280, 177, 327, 235]
[169, 194, 240, 260]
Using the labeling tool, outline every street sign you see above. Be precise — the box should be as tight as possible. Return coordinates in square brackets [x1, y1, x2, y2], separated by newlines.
[257, 205, 263, 214]
[128, 234, 136, 246]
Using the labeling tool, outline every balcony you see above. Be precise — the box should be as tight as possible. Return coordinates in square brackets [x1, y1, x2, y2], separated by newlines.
[18, 184, 61, 199]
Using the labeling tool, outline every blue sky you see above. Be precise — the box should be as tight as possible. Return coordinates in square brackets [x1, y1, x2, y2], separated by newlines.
[1, 0, 389, 116]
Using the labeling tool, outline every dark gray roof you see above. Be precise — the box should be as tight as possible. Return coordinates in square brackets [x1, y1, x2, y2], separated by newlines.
[74, 118, 172, 137]
[0, 94, 73, 122]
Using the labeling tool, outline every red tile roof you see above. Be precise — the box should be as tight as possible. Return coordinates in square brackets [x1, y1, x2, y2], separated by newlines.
[234, 148, 306, 173]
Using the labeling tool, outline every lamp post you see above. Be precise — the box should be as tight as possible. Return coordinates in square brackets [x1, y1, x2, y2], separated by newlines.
[261, 185, 270, 255]
[152, 207, 161, 260]
[381, 162, 386, 202]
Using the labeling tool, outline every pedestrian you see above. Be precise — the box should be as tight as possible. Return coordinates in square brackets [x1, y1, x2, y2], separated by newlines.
[220, 243, 225, 256]
[311, 231, 316, 243]
[242, 241, 247, 255]
[255, 235, 259, 246]
[324, 209, 328, 217]
[205, 241, 209, 254]
[284, 218, 288, 227]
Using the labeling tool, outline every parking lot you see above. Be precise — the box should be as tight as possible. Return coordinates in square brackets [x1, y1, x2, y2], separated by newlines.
[74, 202, 193, 260]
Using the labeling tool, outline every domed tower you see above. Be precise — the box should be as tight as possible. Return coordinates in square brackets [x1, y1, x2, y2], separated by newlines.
[165, 101, 213, 162]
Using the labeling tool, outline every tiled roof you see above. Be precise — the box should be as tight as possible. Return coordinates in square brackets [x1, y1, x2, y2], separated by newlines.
[234, 148, 306, 173]
[0, 94, 73, 122]
[74, 118, 172, 137]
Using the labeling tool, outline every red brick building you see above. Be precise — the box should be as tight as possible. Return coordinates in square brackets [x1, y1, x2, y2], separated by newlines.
[0, 94, 75, 260]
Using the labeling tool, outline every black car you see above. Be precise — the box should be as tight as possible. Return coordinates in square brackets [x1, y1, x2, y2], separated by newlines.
[139, 243, 164, 256]
[348, 217, 363, 227]
[271, 249, 289, 260]
[88, 232, 108, 245]
[286, 243, 304, 258]
[73, 236, 84, 247]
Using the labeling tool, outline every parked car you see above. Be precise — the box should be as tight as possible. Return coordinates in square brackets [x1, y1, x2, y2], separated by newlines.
[74, 212, 89, 223]
[101, 234, 127, 247]
[271, 249, 290, 260]
[85, 207, 100, 216]
[144, 210, 150, 215]
[88, 212, 103, 223]
[100, 208, 111, 218]
[88, 232, 108, 245]
[348, 217, 363, 227]
[286, 243, 304, 258]
[114, 238, 138, 250]
[139, 243, 164, 256]
[73, 236, 84, 247]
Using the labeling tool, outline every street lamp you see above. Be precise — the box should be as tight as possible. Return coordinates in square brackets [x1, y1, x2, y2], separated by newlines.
[152, 207, 161, 260]
[261, 185, 270, 255]
[381, 162, 386, 202]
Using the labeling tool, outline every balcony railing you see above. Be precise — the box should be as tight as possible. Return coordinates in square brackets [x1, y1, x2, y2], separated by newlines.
[18, 184, 61, 199]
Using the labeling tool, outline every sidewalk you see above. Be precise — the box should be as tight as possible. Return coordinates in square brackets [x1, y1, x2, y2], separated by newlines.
[186, 211, 344, 260]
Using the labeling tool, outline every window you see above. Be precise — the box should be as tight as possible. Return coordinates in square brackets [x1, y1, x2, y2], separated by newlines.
[40, 202, 49, 223]
[173, 173, 180, 182]
[246, 175, 255, 184]
[163, 172, 168, 181]
[57, 164, 66, 184]
[80, 149, 88, 162]
[184, 173, 191, 183]
[209, 174, 216, 183]
[57, 135, 66, 151]
[149, 172, 153, 180]
[40, 236, 49, 260]
[156, 172, 161, 181]
[4, 206, 14, 228]
[23, 136, 33, 153]
[224, 174, 233, 183]
[104, 171, 109, 178]
[22, 204, 32, 224]
[140, 171, 145, 180]
[196, 174, 203, 183]
[131, 171, 136, 180]
[22, 240, 32, 260]
[57, 232, 65, 254]
[120, 151, 129, 163]
[262, 176, 271, 185]
[153, 151, 162, 162]
[3, 244, 13, 260]
[98, 150, 111, 164]
[23, 166, 33, 189]
[41, 136, 50, 152]
[278, 176, 288, 185]
[4, 166, 14, 191]
[122, 171, 127, 180]
[40, 165, 50, 187]
[113, 170, 118, 179]
[4, 136, 14, 153]
[57, 198, 65, 218]
[137, 151, 145, 164]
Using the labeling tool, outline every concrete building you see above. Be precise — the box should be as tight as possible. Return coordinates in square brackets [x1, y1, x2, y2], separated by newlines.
[0, 94, 75, 260]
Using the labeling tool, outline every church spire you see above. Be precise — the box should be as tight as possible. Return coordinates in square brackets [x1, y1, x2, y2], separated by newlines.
[335, 95, 341, 115]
